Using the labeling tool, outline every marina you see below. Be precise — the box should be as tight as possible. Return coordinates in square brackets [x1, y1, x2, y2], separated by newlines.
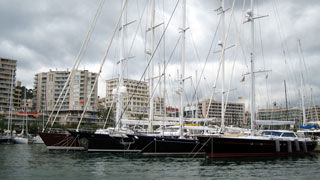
[1, 0, 320, 179]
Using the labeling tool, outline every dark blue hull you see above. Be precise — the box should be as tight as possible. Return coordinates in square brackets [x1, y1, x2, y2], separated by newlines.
[197, 136, 318, 158]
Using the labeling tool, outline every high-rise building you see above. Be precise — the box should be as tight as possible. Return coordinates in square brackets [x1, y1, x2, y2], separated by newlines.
[13, 81, 23, 110]
[258, 106, 301, 128]
[258, 105, 320, 128]
[33, 69, 99, 124]
[197, 99, 245, 126]
[306, 105, 320, 122]
[0, 58, 16, 111]
[105, 78, 149, 119]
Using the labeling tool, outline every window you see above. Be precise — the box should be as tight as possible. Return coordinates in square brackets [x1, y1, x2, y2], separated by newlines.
[281, 133, 296, 138]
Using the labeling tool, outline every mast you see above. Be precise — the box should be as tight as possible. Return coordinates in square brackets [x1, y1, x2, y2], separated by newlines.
[249, 0, 255, 135]
[22, 89, 27, 135]
[115, 0, 127, 130]
[25, 89, 28, 134]
[8, 70, 14, 134]
[298, 40, 307, 126]
[163, 57, 167, 119]
[148, 0, 155, 133]
[179, 0, 186, 138]
[220, 0, 226, 133]
[159, 63, 161, 116]
[284, 80, 288, 121]
[311, 88, 319, 121]
[195, 70, 198, 118]
[300, 73, 307, 126]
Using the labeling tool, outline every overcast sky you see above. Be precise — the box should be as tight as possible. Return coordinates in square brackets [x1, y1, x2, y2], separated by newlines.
[1, 0, 319, 110]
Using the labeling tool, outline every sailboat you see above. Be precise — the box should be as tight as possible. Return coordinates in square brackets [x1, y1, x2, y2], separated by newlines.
[69, 0, 207, 156]
[39, 0, 106, 151]
[12, 90, 29, 144]
[197, 0, 318, 158]
[68, 0, 148, 153]
[1, 67, 16, 144]
[120, 0, 205, 156]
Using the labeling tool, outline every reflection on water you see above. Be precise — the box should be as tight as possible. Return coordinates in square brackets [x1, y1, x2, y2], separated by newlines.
[0, 144, 319, 180]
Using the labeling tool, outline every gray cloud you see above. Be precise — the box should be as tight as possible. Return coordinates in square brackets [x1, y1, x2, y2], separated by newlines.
[0, 0, 319, 110]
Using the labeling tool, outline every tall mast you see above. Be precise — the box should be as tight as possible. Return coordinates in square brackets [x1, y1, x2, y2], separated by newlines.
[300, 73, 307, 126]
[21, 89, 26, 134]
[311, 88, 319, 121]
[195, 70, 198, 118]
[179, 0, 186, 138]
[115, 0, 127, 130]
[220, 0, 226, 133]
[148, 0, 155, 132]
[284, 80, 288, 121]
[249, 0, 255, 135]
[298, 40, 307, 126]
[159, 63, 162, 116]
[163, 58, 167, 119]
[8, 70, 14, 133]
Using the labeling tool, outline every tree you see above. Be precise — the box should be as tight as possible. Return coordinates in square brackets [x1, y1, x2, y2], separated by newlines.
[99, 107, 114, 120]
[21, 86, 33, 99]
[28, 123, 39, 134]
[0, 114, 5, 131]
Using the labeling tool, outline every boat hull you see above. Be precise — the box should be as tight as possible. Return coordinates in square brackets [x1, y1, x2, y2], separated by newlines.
[38, 132, 85, 151]
[127, 135, 205, 157]
[0, 136, 12, 144]
[12, 137, 28, 144]
[69, 130, 138, 153]
[69, 130, 205, 156]
[198, 136, 318, 158]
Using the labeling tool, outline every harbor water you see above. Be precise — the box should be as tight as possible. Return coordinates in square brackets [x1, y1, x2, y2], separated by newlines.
[1, 144, 320, 180]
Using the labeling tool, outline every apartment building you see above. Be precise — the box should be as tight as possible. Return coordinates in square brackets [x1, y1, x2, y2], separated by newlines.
[306, 105, 320, 121]
[198, 99, 245, 126]
[33, 69, 99, 124]
[0, 58, 16, 111]
[258, 105, 320, 127]
[13, 81, 23, 109]
[105, 78, 149, 119]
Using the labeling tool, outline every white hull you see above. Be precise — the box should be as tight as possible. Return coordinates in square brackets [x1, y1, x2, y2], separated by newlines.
[32, 135, 44, 144]
[13, 137, 28, 144]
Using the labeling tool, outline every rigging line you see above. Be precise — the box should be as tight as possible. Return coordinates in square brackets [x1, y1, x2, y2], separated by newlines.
[76, 0, 128, 131]
[111, 32, 120, 80]
[189, 77, 197, 107]
[188, 26, 210, 104]
[311, 88, 319, 121]
[98, 73, 115, 129]
[162, 0, 167, 119]
[186, 15, 211, 96]
[119, 2, 148, 85]
[256, 1, 270, 108]
[147, 37, 181, 117]
[116, 0, 181, 126]
[224, 0, 246, 115]
[275, 0, 293, 65]
[273, 0, 297, 86]
[231, 12, 249, 72]
[103, 99, 115, 129]
[143, 1, 149, 82]
[204, 0, 236, 125]
[44, 0, 105, 131]
[271, 0, 297, 106]
[190, 15, 222, 106]
[298, 40, 311, 93]
[49, 0, 105, 129]
[170, 75, 179, 117]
